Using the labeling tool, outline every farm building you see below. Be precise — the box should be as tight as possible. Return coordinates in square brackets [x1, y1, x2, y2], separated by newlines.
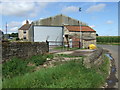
[18, 20, 31, 41]
[18, 14, 96, 48]
[28, 25, 96, 48]
[64, 25, 96, 48]
[33, 14, 87, 26]
[28, 25, 64, 46]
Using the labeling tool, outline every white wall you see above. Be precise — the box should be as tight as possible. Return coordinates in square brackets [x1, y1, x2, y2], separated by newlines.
[34, 26, 63, 45]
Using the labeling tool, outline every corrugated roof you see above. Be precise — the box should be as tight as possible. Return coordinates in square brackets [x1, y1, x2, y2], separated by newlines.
[18, 24, 31, 30]
[65, 25, 96, 32]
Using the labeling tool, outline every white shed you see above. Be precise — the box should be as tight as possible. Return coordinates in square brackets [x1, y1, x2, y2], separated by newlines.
[29, 25, 64, 45]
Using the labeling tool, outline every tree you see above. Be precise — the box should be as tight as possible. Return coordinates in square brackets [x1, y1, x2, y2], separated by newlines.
[10, 33, 18, 37]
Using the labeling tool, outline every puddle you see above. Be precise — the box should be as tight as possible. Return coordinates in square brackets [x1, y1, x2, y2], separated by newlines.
[108, 80, 113, 83]
[111, 67, 116, 73]
[105, 54, 113, 60]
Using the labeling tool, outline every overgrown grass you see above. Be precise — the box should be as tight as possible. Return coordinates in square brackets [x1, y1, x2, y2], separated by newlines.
[97, 55, 110, 78]
[2, 54, 54, 79]
[91, 54, 110, 79]
[26, 54, 53, 66]
[2, 57, 34, 79]
[3, 55, 110, 88]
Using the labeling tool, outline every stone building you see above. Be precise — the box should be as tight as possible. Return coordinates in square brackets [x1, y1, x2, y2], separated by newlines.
[18, 20, 31, 41]
[64, 25, 96, 48]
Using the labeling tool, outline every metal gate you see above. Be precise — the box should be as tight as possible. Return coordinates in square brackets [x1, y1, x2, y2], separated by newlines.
[48, 41, 81, 53]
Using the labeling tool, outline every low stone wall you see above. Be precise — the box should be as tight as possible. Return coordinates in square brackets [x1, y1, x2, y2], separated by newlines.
[2, 42, 49, 62]
[83, 47, 104, 68]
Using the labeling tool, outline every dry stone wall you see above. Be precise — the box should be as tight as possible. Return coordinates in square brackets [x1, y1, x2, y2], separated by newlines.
[83, 47, 104, 68]
[2, 42, 49, 62]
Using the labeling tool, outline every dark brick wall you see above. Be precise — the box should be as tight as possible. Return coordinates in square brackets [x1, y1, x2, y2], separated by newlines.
[2, 42, 49, 61]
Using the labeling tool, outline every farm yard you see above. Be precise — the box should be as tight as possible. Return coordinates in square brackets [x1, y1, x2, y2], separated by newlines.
[1, 1, 119, 89]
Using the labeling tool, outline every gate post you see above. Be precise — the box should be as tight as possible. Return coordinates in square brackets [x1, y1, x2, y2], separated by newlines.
[79, 41, 81, 48]
[46, 40, 49, 52]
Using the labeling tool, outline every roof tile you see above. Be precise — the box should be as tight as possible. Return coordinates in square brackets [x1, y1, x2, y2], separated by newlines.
[65, 25, 96, 32]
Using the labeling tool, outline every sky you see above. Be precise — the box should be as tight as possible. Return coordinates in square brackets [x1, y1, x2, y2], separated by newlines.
[0, 0, 119, 36]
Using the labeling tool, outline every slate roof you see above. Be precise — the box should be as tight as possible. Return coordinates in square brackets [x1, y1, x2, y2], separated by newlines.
[18, 24, 31, 30]
[65, 25, 96, 32]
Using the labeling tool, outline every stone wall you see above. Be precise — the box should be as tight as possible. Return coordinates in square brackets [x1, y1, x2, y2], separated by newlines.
[2, 42, 49, 61]
[83, 47, 104, 68]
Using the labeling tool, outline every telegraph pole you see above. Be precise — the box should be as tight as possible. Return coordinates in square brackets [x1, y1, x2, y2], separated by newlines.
[79, 7, 82, 48]
[6, 22, 7, 34]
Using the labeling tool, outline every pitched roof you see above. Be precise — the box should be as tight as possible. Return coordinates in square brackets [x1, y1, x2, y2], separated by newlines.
[65, 25, 96, 32]
[33, 14, 87, 26]
[18, 24, 31, 30]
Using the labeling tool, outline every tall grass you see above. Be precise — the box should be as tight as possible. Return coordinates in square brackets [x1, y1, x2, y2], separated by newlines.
[3, 57, 109, 88]
[2, 57, 34, 79]
[2, 54, 54, 79]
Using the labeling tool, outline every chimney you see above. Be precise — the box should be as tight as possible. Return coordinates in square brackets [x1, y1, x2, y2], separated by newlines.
[26, 20, 29, 24]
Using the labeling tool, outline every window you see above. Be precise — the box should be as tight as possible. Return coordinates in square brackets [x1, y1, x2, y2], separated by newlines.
[23, 30, 26, 34]
[23, 37, 26, 39]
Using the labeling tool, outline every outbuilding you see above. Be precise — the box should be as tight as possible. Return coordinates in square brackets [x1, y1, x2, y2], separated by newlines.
[64, 25, 96, 48]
